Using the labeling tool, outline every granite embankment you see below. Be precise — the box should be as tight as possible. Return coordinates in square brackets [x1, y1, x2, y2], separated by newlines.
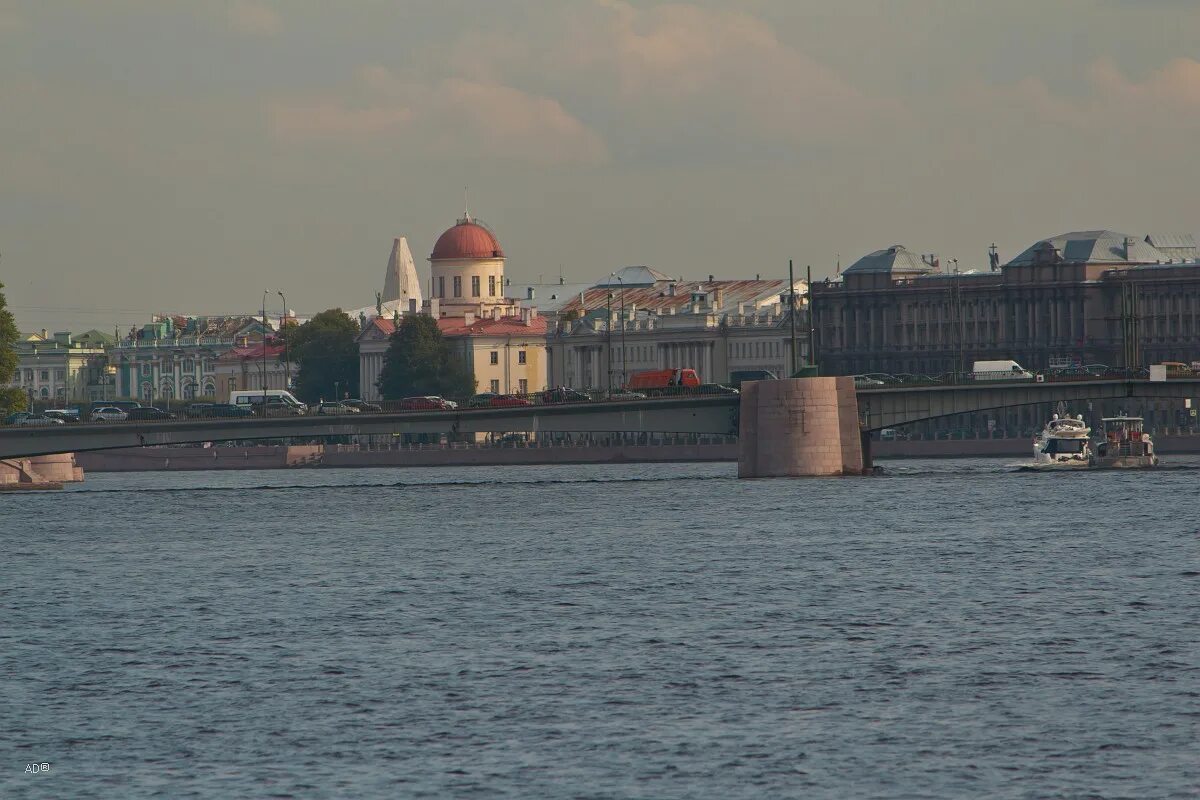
[71, 434, 1200, 472]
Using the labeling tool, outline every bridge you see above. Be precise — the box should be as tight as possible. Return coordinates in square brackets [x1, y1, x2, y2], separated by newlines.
[2, 376, 1198, 476]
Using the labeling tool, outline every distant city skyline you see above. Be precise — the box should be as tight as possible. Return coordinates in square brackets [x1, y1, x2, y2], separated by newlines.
[3, 0, 1200, 331]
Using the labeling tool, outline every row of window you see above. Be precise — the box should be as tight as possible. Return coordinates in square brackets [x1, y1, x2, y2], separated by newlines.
[139, 360, 200, 376]
[19, 369, 64, 383]
[487, 351, 527, 365]
[437, 274, 499, 299]
[487, 379, 529, 394]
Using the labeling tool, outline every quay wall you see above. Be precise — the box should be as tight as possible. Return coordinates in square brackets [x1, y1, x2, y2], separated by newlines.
[70, 434, 1200, 473]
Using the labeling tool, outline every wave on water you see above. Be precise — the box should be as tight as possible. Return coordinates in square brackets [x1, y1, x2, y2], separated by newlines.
[66, 474, 735, 495]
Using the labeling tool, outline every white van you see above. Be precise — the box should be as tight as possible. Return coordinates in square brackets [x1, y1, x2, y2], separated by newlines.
[229, 389, 308, 414]
[972, 360, 1034, 381]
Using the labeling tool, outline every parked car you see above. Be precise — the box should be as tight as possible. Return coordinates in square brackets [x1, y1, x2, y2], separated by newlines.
[400, 396, 455, 411]
[606, 390, 647, 401]
[467, 393, 499, 408]
[697, 383, 739, 395]
[728, 369, 778, 388]
[250, 397, 306, 416]
[4, 412, 32, 425]
[43, 409, 80, 423]
[14, 414, 65, 426]
[316, 401, 359, 415]
[497, 432, 530, 444]
[341, 398, 382, 413]
[184, 402, 214, 418]
[541, 387, 590, 404]
[91, 407, 129, 422]
[853, 374, 888, 387]
[205, 403, 255, 418]
[487, 394, 534, 408]
[126, 406, 176, 421]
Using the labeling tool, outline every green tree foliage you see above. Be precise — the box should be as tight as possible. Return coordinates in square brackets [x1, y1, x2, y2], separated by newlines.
[0, 281, 25, 414]
[378, 315, 475, 401]
[287, 309, 361, 403]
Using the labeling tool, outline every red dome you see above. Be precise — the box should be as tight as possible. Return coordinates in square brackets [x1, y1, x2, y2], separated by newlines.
[430, 218, 504, 260]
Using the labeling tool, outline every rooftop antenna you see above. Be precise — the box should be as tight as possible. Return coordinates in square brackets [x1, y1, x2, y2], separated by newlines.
[463, 185, 470, 222]
[836, 253, 841, 275]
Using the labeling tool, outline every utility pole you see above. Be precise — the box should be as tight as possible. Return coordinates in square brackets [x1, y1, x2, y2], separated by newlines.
[278, 291, 290, 390]
[789, 260, 798, 376]
[618, 275, 627, 387]
[807, 264, 815, 371]
[606, 289, 613, 394]
[261, 291, 269, 401]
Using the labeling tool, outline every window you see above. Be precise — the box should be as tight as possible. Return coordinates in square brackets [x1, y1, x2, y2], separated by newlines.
[519, 379, 528, 394]
[438, 276, 445, 298]
[490, 379, 500, 393]
[453, 276, 462, 298]
[40, 370, 49, 381]
[183, 358, 194, 372]
[518, 350, 527, 364]
[140, 362, 152, 377]
[23, 369, 31, 382]
[489, 275, 496, 297]
[161, 360, 173, 373]
[490, 351, 499, 365]
[471, 275, 480, 297]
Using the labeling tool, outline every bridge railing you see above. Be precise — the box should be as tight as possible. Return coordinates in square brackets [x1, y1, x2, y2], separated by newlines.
[2, 383, 744, 429]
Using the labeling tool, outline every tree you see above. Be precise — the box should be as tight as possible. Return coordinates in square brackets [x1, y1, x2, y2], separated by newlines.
[378, 315, 475, 401]
[0, 280, 25, 415]
[287, 309, 361, 403]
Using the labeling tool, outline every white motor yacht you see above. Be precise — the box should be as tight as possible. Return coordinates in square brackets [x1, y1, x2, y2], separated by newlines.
[1032, 414, 1092, 469]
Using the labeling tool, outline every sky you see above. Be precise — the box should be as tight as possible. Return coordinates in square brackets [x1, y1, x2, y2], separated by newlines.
[2, 0, 1200, 331]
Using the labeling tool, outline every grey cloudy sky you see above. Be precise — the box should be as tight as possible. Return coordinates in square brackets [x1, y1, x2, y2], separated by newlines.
[3, 0, 1199, 331]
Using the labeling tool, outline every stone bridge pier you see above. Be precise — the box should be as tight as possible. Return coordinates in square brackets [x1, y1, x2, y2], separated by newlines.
[738, 377, 866, 477]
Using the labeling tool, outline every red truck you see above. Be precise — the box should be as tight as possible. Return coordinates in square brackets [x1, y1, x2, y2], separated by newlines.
[625, 368, 701, 394]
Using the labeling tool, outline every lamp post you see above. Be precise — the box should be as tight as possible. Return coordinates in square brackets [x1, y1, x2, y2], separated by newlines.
[605, 288, 613, 394]
[278, 291, 290, 390]
[261, 290, 269, 402]
[616, 274, 627, 387]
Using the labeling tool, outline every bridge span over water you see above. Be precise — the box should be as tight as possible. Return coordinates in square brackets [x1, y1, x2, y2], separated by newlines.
[1, 377, 1198, 474]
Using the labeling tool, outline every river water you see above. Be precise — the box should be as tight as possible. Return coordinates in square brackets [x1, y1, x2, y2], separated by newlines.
[3, 459, 1198, 799]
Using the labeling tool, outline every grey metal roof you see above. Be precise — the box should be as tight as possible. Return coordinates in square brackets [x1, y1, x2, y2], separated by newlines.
[842, 245, 933, 274]
[1144, 233, 1197, 261]
[1006, 230, 1169, 266]
[593, 265, 673, 287]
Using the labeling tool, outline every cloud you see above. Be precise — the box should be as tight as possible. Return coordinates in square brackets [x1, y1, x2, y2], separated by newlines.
[0, 8, 24, 34]
[268, 67, 608, 166]
[1087, 57, 1200, 109]
[228, 1, 281, 37]
[448, 1, 903, 157]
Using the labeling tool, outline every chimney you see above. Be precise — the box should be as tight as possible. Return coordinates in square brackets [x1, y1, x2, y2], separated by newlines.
[409, 298, 418, 314]
[667, 283, 677, 296]
[527, 287, 536, 300]
[493, 307, 502, 321]
[708, 274, 714, 283]
[713, 287, 725, 309]
[521, 307, 531, 325]
[464, 311, 475, 326]
[528, 306, 538, 320]
[429, 298, 440, 317]
[40, 328, 48, 339]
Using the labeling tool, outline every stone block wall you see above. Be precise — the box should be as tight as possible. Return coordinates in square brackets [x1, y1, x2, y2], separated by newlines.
[737, 377, 864, 477]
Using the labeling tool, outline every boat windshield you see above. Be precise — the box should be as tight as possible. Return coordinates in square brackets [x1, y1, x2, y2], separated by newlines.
[1045, 439, 1087, 454]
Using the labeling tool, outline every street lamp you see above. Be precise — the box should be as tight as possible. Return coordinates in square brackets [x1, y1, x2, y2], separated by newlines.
[605, 289, 613, 394]
[278, 290, 290, 390]
[610, 272, 627, 387]
[261, 290, 269, 402]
